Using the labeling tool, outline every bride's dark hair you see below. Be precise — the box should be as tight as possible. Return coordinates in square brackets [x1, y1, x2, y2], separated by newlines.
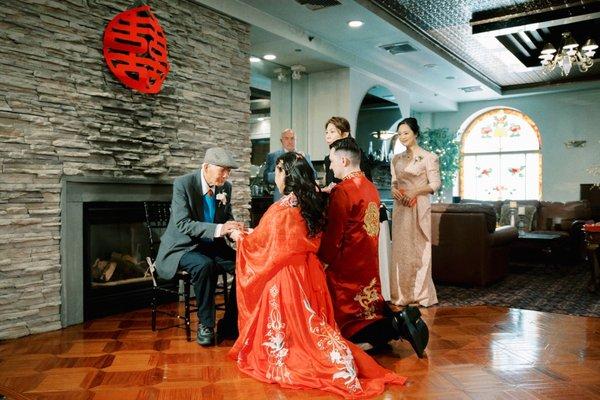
[276, 152, 327, 237]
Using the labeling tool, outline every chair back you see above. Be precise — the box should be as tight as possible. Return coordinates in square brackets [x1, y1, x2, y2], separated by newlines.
[143, 201, 171, 259]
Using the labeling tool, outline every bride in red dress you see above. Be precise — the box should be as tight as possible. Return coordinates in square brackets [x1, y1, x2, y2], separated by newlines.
[228, 152, 406, 398]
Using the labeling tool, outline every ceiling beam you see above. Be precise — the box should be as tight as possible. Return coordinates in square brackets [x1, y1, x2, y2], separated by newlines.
[471, 1, 600, 36]
[502, 76, 600, 96]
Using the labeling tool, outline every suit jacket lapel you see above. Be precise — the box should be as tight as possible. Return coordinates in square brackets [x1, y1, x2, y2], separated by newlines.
[214, 185, 225, 223]
[192, 170, 204, 221]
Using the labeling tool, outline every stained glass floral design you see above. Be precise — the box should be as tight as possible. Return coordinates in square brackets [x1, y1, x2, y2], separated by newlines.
[477, 167, 492, 177]
[461, 108, 541, 200]
[508, 166, 525, 177]
[486, 185, 515, 198]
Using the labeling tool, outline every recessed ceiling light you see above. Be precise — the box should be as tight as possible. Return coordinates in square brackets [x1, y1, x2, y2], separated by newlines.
[445, 76, 455, 80]
[263, 54, 276, 61]
[423, 63, 437, 69]
[249, 56, 261, 63]
[348, 20, 364, 28]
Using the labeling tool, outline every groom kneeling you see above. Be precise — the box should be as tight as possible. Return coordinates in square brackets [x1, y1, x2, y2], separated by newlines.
[155, 147, 242, 346]
[319, 137, 429, 357]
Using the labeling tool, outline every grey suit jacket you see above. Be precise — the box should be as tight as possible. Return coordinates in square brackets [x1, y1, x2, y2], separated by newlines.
[155, 170, 234, 280]
[264, 149, 285, 200]
[264, 149, 316, 201]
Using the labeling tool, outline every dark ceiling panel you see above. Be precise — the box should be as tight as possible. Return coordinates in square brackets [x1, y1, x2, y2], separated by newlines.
[366, 0, 600, 90]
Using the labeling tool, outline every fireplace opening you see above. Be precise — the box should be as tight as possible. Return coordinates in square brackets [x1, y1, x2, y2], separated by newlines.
[83, 201, 175, 320]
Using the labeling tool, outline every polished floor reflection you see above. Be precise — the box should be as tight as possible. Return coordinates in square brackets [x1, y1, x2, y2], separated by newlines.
[1, 304, 599, 399]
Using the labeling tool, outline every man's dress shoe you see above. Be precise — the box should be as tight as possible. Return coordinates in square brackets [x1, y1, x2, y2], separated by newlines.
[196, 324, 215, 346]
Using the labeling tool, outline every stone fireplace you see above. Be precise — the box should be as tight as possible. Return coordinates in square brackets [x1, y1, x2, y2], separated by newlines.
[0, 0, 251, 340]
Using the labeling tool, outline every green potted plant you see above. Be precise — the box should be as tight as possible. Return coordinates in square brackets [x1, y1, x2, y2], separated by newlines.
[418, 127, 460, 202]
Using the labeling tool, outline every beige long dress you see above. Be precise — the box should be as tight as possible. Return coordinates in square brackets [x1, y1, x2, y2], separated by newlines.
[390, 147, 441, 307]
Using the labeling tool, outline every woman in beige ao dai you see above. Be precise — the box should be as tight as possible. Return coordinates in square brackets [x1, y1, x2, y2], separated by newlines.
[390, 118, 441, 307]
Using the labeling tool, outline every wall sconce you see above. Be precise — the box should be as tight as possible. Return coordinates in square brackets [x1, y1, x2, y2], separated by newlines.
[290, 64, 306, 80]
[564, 140, 587, 148]
[274, 68, 287, 82]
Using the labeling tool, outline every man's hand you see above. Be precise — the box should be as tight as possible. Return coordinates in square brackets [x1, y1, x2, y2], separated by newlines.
[221, 221, 244, 236]
[321, 182, 336, 194]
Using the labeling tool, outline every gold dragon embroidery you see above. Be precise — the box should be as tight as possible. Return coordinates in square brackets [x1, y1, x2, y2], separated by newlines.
[353, 278, 379, 320]
[363, 202, 379, 237]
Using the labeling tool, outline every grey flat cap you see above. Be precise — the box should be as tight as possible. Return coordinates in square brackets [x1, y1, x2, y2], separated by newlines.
[203, 147, 239, 169]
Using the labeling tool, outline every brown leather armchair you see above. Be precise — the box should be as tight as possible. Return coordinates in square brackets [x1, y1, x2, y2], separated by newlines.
[431, 203, 518, 287]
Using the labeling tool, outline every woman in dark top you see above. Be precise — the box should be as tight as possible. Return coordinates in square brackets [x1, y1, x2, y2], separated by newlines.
[323, 116, 372, 190]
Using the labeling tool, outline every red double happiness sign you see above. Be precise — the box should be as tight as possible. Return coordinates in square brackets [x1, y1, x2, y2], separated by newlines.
[103, 5, 170, 94]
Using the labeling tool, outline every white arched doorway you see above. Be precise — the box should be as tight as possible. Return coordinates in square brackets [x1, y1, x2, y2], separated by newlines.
[355, 85, 402, 162]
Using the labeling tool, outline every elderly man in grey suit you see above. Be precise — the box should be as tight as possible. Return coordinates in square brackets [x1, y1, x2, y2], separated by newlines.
[264, 128, 315, 200]
[156, 147, 244, 346]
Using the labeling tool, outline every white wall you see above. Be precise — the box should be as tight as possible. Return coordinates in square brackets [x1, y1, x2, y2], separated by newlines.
[269, 78, 292, 152]
[431, 89, 600, 201]
[291, 75, 309, 153]
[269, 67, 414, 161]
[307, 68, 351, 158]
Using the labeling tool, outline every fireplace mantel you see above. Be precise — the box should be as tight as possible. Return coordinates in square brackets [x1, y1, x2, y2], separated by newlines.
[60, 177, 172, 327]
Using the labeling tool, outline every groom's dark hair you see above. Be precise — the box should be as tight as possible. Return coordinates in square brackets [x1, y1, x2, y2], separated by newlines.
[329, 137, 361, 166]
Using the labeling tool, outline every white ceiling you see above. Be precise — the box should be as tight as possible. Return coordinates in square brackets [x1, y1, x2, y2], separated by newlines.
[250, 27, 343, 73]
[193, 0, 597, 112]
[236, 0, 500, 111]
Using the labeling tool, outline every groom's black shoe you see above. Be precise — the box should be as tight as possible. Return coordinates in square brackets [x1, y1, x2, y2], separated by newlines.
[196, 324, 215, 347]
[216, 318, 239, 343]
[392, 306, 429, 358]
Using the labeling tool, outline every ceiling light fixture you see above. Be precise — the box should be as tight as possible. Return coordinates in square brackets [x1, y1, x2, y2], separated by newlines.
[249, 56, 261, 63]
[371, 130, 395, 140]
[539, 32, 597, 76]
[263, 54, 276, 61]
[348, 20, 364, 28]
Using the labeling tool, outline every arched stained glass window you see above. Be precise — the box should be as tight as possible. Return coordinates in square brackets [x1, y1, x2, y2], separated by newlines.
[460, 108, 542, 200]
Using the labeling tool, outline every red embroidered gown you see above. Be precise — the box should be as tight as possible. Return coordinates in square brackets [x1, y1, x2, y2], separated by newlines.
[229, 195, 406, 398]
[318, 173, 387, 338]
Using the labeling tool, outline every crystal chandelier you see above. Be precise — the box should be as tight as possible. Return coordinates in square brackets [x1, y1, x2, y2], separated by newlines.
[539, 32, 597, 76]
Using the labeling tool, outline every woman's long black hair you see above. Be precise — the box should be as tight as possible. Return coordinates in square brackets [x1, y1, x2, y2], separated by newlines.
[275, 152, 327, 237]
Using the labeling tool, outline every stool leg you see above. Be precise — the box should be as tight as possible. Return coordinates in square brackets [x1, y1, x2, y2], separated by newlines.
[151, 286, 157, 331]
[183, 277, 192, 342]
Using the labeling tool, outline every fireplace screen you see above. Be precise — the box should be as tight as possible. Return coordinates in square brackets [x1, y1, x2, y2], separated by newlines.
[83, 202, 166, 319]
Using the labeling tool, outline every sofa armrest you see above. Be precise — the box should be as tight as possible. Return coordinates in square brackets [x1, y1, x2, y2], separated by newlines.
[570, 219, 591, 241]
[489, 225, 518, 247]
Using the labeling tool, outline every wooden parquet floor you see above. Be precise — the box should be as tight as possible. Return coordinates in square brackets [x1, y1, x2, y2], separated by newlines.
[1, 304, 599, 400]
